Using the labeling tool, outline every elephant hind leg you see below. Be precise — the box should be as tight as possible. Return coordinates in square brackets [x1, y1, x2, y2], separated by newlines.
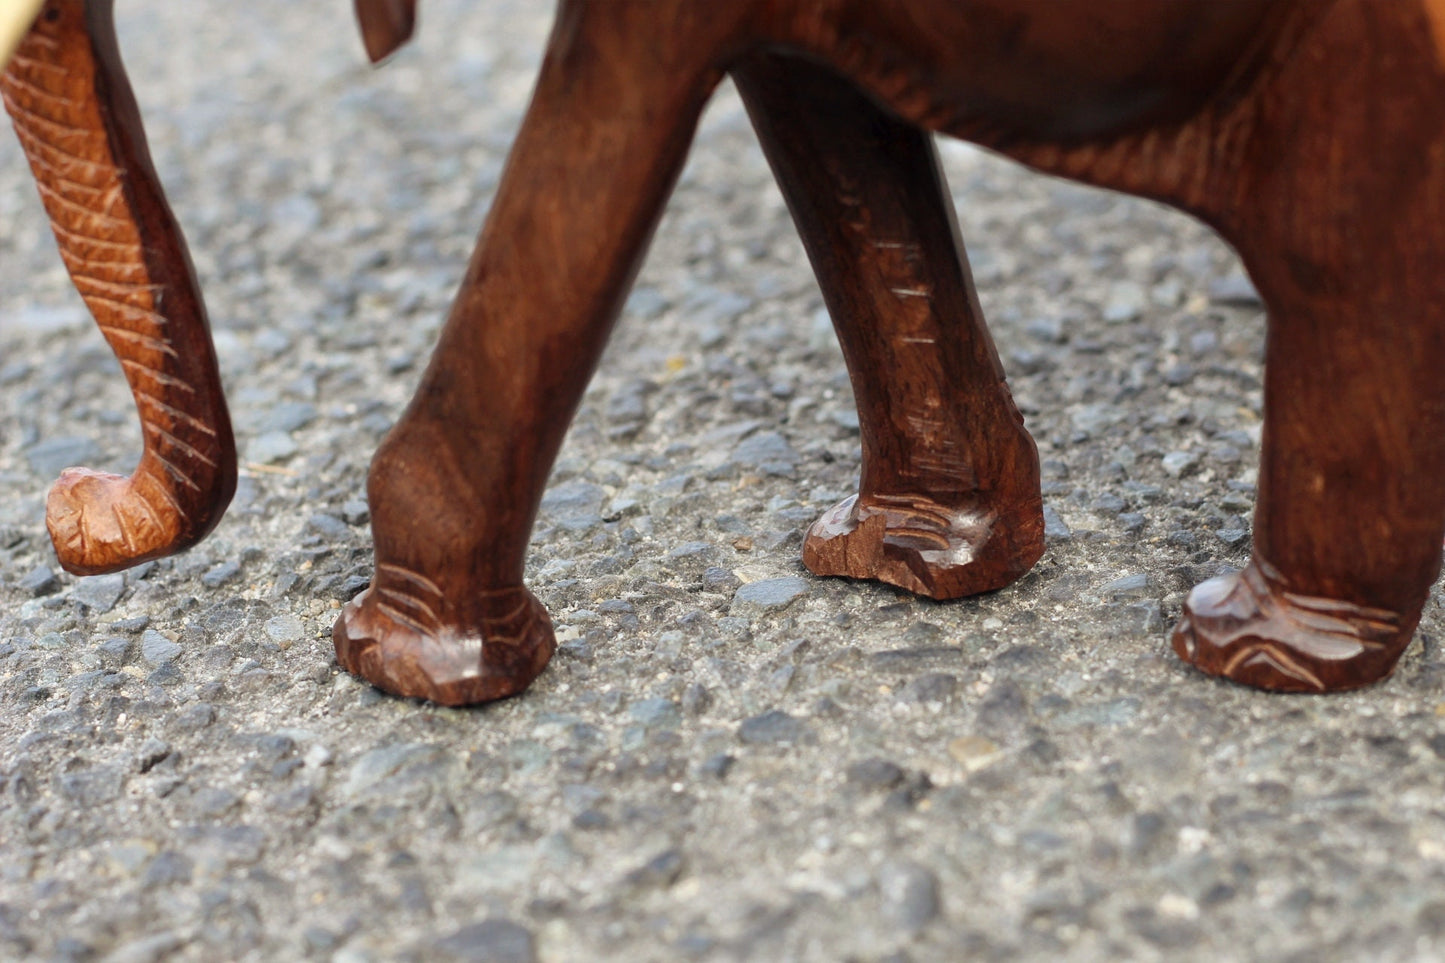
[2, 0, 235, 575]
[733, 53, 1044, 600]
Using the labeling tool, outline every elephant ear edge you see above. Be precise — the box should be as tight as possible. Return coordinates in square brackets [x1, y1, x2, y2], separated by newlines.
[355, 0, 417, 64]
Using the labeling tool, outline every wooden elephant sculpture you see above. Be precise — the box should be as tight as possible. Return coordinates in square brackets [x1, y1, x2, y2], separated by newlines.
[1, 0, 236, 574]
[334, 0, 1445, 704]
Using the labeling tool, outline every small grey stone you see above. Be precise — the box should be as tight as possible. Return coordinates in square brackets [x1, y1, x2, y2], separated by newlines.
[698, 753, 735, 779]
[878, 861, 941, 934]
[731, 577, 810, 616]
[739, 710, 811, 746]
[681, 683, 712, 715]
[1042, 504, 1071, 540]
[18, 564, 59, 597]
[539, 480, 607, 531]
[106, 931, 185, 963]
[628, 697, 681, 730]
[434, 919, 537, 963]
[25, 436, 101, 478]
[143, 851, 193, 887]
[140, 630, 183, 666]
[1102, 281, 1147, 323]
[57, 765, 123, 806]
[74, 573, 126, 613]
[1161, 450, 1200, 477]
[732, 430, 799, 475]
[200, 561, 241, 588]
[341, 499, 370, 524]
[338, 574, 372, 599]
[173, 702, 216, 732]
[97, 636, 132, 663]
[264, 614, 306, 643]
[624, 848, 685, 890]
[306, 513, 350, 539]
[258, 401, 316, 434]
[1100, 573, 1153, 599]
[1217, 526, 1250, 546]
[192, 786, 240, 817]
[343, 743, 443, 801]
[847, 758, 906, 790]
[702, 566, 741, 593]
[903, 673, 958, 705]
[1208, 269, 1262, 307]
[248, 430, 299, 464]
[136, 738, 171, 773]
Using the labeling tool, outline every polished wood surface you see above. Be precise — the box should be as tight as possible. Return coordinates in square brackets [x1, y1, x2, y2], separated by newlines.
[333, 0, 1445, 702]
[1, 0, 236, 574]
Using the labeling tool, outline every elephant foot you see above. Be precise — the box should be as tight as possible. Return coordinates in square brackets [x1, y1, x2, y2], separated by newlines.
[1171, 561, 1410, 692]
[47, 466, 198, 575]
[334, 569, 556, 706]
[803, 492, 1044, 600]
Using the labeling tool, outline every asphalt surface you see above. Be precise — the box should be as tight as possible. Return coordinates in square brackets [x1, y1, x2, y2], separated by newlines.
[2, 2, 1445, 961]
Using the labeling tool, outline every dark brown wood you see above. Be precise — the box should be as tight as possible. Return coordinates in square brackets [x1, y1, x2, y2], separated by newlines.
[337, 0, 1445, 703]
[354, 0, 415, 64]
[2, 0, 237, 575]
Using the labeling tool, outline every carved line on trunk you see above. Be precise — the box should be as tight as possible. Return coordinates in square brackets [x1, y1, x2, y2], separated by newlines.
[133, 390, 217, 437]
[143, 423, 217, 469]
[120, 359, 196, 395]
[94, 324, 176, 358]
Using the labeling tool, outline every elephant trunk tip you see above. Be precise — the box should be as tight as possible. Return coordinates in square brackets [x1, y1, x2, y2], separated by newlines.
[355, 0, 417, 64]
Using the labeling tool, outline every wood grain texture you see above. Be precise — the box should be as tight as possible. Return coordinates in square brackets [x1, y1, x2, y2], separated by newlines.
[2, 0, 236, 575]
[328, 0, 1445, 702]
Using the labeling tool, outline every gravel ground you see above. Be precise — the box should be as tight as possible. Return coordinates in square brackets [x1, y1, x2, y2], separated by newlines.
[3, 3, 1445, 961]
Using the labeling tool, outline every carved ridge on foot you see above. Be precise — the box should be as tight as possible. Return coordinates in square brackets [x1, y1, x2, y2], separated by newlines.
[334, 576, 556, 706]
[803, 491, 1044, 600]
[1171, 559, 1406, 693]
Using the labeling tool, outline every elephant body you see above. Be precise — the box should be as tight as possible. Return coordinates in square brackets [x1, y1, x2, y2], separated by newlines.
[7, 1, 1445, 705]
[335, 0, 1445, 703]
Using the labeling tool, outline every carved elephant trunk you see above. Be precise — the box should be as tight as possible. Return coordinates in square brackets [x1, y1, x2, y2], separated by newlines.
[1, 0, 235, 574]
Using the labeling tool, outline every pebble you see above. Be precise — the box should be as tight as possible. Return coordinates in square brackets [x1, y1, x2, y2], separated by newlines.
[847, 758, 906, 790]
[624, 848, 685, 890]
[249, 431, 299, 464]
[434, 919, 537, 963]
[140, 630, 183, 666]
[730, 577, 810, 616]
[18, 564, 59, 597]
[1207, 269, 1262, 306]
[877, 860, 942, 933]
[1042, 505, 1071, 540]
[73, 573, 126, 613]
[1161, 451, 1200, 478]
[264, 615, 306, 644]
[732, 430, 799, 476]
[628, 698, 681, 730]
[201, 561, 242, 589]
[306, 513, 351, 539]
[173, 703, 216, 732]
[738, 710, 811, 746]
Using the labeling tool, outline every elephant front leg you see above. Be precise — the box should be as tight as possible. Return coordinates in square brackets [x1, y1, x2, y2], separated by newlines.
[2, 0, 236, 575]
[334, 3, 729, 705]
[733, 55, 1043, 600]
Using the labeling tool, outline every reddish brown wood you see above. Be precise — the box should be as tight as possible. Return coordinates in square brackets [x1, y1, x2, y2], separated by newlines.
[337, 0, 1445, 703]
[2, 0, 236, 575]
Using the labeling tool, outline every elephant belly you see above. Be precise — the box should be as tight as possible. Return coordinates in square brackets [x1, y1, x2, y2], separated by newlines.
[795, 0, 1287, 142]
